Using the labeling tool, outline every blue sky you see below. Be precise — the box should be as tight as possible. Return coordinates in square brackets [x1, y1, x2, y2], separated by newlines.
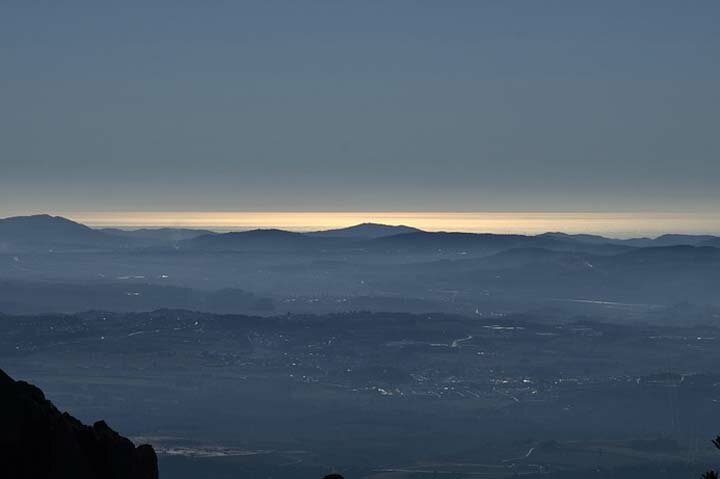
[1, 1, 719, 214]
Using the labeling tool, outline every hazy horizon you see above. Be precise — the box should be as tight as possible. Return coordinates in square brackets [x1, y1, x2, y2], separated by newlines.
[3, 210, 720, 238]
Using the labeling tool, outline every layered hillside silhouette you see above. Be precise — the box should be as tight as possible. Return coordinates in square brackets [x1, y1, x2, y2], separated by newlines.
[3, 214, 720, 314]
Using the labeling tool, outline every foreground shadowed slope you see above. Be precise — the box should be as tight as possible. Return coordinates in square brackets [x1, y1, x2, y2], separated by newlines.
[0, 368, 157, 479]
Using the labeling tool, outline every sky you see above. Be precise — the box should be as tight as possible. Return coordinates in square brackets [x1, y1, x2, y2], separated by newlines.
[1, 1, 719, 220]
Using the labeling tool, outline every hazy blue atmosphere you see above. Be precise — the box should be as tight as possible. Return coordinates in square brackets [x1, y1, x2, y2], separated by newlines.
[2, 1, 719, 213]
[4, 4, 720, 479]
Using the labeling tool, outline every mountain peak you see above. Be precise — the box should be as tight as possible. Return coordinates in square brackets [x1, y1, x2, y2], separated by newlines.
[307, 223, 423, 239]
[0, 214, 115, 251]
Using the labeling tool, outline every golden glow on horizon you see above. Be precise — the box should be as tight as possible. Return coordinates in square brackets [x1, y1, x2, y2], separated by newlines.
[47, 211, 720, 238]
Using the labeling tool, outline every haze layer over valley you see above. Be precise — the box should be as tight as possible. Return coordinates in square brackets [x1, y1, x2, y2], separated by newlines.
[2, 214, 719, 317]
[2, 214, 720, 478]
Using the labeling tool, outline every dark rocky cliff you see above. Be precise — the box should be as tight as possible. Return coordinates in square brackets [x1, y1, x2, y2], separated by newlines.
[0, 368, 158, 479]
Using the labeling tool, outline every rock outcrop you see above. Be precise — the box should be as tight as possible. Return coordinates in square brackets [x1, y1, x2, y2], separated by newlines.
[0, 368, 158, 479]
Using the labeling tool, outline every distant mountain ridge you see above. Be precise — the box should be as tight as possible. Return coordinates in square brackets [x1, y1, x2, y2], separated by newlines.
[2, 215, 720, 308]
[306, 222, 422, 238]
[369, 230, 633, 255]
[540, 231, 719, 248]
[1, 214, 719, 253]
[0, 214, 122, 251]
[182, 228, 312, 251]
[101, 227, 216, 244]
[0, 214, 102, 239]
